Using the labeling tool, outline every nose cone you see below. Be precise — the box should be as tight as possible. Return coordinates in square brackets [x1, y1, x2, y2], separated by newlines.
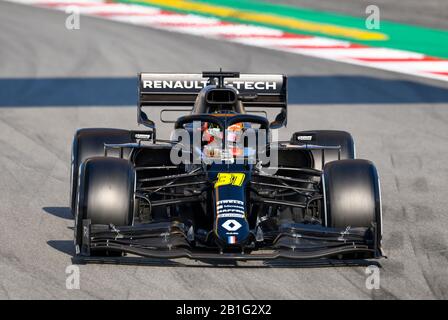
[209, 165, 251, 246]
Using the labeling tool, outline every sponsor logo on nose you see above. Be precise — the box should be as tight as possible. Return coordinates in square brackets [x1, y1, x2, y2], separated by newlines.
[222, 219, 242, 232]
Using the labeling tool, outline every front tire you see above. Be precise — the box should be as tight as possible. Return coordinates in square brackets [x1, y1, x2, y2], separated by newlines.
[75, 157, 135, 255]
[322, 159, 382, 239]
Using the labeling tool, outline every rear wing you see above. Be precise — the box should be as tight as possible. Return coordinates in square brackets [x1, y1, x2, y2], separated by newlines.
[138, 72, 287, 128]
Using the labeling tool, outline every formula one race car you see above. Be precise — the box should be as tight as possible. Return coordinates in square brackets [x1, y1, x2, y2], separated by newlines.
[70, 71, 383, 262]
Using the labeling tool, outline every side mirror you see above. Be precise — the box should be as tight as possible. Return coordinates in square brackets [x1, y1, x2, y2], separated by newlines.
[138, 110, 157, 141]
[139, 110, 155, 129]
[269, 108, 286, 129]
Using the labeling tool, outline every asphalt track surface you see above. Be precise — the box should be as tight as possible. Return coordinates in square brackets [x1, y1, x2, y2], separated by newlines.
[1, 1, 448, 299]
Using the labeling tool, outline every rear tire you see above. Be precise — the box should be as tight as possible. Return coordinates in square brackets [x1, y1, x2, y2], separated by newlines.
[75, 157, 135, 256]
[322, 159, 382, 239]
[70, 128, 135, 216]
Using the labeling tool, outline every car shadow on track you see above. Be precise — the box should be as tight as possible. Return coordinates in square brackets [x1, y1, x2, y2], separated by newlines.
[43, 206, 72, 220]
[47, 240, 76, 256]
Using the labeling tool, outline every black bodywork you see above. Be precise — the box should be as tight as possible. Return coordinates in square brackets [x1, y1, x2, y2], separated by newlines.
[74, 71, 383, 262]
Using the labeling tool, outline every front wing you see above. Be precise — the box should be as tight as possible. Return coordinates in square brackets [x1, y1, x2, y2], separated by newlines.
[77, 219, 383, 262]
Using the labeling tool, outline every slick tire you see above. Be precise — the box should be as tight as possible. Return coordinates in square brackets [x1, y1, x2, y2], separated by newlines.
[70, 128, 135, 216]
[75, 157, 135, 256]
[322, 159, 382, 240]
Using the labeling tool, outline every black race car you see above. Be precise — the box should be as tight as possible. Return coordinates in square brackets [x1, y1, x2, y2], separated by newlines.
[70, 71, 383, 262]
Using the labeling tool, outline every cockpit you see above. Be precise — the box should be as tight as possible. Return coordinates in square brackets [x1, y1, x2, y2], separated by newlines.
[186, 86, 248, 161]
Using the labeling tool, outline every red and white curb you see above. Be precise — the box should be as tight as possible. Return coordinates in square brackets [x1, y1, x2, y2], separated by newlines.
[6, 0, 448, 83]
